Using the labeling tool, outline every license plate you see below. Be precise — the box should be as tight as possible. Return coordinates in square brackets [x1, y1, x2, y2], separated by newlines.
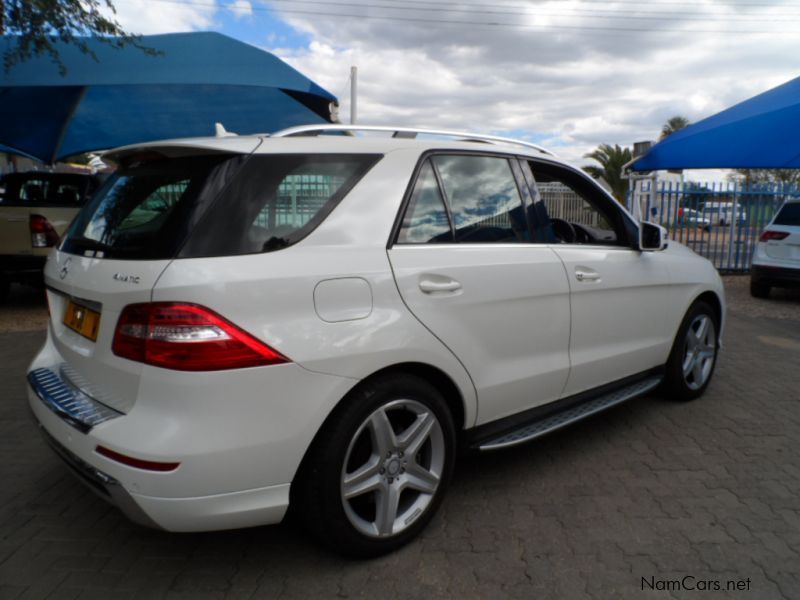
[63, 300, 101, 341]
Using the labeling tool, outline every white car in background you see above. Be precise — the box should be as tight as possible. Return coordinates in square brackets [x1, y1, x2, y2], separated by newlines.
[27, 126, 725, 557]
[679, 207, 712, 232]
[750, 198, 800, 297]
[703, 201, 747, 226]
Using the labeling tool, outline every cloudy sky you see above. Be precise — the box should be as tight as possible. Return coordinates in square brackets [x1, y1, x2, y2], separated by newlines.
[111, 0, 799, 166]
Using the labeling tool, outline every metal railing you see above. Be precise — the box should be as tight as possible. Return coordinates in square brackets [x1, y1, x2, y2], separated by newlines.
[629, 180, 799, 272]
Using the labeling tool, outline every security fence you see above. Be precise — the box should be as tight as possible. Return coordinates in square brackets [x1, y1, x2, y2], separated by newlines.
[628, 180, 800, 272]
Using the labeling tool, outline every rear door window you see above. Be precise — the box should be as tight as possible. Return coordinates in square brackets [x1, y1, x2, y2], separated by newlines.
[431, 155, 527, 243]
[396, 161, 453, 244]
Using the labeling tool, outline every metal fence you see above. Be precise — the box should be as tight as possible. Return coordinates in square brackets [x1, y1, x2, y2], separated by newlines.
[629, 180, 800, 272]
[253, 174, 345, 229]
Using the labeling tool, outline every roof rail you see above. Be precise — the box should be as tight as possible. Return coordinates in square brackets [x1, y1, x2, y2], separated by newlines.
[269, 124, 557, 157]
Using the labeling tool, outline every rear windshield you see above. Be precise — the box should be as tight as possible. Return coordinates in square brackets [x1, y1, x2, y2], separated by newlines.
[774, 202, 800, 226]
[61, 153, 380, 260]
[0, 173, 98, 207]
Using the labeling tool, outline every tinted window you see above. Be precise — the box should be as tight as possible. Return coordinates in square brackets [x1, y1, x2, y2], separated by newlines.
[0, 173, 96, 207]
[397, 161, 452, 243]
[432, 155, 526, 243]
[62, 155, 244, 260]
[181, 154, 379, 257]
[527, 162, 621, 245]
[774, 202, 800, 226]
[62, 153, 379, 260]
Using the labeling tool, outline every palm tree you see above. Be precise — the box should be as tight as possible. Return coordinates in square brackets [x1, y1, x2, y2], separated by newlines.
[582, 143, 633, 204]
[660, 115, 690, 139]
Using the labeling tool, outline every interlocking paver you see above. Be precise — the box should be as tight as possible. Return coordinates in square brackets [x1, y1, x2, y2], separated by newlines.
[0, 280, 798, 599]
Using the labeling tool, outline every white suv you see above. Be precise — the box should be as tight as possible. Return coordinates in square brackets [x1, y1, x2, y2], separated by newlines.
[27, 125, 725, 556]
[750, 198, 800, 297]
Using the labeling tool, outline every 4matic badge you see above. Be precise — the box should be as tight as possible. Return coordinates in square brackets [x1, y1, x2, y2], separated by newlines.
[113, 273, 141, 284]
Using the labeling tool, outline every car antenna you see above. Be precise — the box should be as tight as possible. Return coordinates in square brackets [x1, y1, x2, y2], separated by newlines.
[215, 122, 238, 138]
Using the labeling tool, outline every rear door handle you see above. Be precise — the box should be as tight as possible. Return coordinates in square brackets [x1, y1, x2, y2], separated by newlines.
[575, 269, 601, 282]
[419, 277, 462, 294]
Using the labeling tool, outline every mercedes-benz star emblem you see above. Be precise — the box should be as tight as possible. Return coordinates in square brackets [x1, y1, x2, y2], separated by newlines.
[59, 258, 72, 280]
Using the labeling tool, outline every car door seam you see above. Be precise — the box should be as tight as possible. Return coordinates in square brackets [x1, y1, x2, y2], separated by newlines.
[384, 248, 480, 427]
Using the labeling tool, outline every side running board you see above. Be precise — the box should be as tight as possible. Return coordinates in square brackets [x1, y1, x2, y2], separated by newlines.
[475, 375, 662, 451]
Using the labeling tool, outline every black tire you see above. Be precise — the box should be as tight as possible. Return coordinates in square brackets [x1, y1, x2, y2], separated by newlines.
[291, 373, 456, 558]
[0, 278, 9, 304]
[662, 301, 719, 402]
[750, 279, 770, 299]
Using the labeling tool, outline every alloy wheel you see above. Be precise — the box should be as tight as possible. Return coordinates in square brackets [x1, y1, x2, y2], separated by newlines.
[340, 399, 445, 538]
[682, 314, 716, 390]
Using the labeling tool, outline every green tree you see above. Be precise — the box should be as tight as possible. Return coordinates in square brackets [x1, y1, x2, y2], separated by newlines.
[0, 0, 155, 74]
[660, 115, 690, 139]
[730, 169, 800, 187]
[582, 143, 633, 203]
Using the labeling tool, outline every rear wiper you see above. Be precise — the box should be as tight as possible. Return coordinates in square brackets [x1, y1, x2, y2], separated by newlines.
[263, 236, 289, 251]
[71, 238, 111, 254]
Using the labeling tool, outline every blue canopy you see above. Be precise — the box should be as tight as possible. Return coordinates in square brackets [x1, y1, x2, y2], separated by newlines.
[0, 32, 336, 163]
[633, 75, 800, 171]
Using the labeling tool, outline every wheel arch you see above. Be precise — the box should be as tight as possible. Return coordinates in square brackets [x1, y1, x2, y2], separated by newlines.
[356, 362, 467, 432]
[325, 362, 467, 434]
[289, 361, 467, 512]
[694, 290, 723, 337]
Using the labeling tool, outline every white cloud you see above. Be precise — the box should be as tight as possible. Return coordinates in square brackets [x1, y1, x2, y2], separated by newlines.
[264, 0, 800, 170]
[112, 0, 218, 34]
[229, 0, 253, 19]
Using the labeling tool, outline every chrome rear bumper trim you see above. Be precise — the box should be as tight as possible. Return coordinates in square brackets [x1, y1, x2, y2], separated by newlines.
[28, 366, 122, 433]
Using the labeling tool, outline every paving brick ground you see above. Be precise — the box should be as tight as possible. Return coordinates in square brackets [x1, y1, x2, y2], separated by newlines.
[0, 280, 798, 599]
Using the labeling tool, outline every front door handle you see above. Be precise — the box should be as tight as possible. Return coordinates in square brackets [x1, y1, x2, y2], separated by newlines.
[419, 276, 462, 294]
[575, 269, 601, 282]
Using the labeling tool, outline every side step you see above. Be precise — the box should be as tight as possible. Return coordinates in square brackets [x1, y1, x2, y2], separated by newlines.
[476, 375, 662, 451]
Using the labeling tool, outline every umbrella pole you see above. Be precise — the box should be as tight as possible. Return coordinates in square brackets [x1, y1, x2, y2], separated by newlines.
[350, 66, 357, 124]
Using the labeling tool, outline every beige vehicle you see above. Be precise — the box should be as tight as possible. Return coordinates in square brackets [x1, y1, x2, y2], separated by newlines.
[0, 172, 101, 301]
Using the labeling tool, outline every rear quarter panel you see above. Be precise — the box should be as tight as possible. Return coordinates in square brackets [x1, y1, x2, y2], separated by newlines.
[151, 149, 478, 427]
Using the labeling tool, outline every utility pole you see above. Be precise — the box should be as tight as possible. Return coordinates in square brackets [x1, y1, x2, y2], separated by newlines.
[350, 65, 357, 124]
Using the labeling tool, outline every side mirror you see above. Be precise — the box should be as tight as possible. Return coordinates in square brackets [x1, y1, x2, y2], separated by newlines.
[639, 221, 668, 252]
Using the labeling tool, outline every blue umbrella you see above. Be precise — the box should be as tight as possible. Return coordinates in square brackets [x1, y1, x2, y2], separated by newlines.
[0, 32, 336, 163]
[633, 75, 800, 171]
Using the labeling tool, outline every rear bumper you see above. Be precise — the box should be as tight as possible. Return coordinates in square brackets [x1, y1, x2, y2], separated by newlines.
[34, 421, 161, 529]
[28, 375, 299, 532]
[751, 264, 800, 288]
[33, 408, 291, 531]
[27, 336, 358, 531]
[0, 254, 46, 282]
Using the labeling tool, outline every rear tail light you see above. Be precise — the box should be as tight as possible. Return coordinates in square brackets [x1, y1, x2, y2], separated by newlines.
[759, 230, 789, 242]
[112, 303, 289, 371]
[30, 214, 59, 248]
